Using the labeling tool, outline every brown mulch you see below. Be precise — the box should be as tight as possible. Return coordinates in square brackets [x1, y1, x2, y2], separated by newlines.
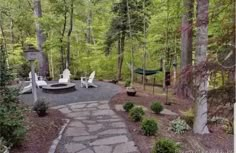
[110, 84, 233, 153]
[11, 109, 65, 153]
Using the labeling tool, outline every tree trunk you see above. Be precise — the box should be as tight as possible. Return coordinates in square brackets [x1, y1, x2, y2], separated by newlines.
[117, 32, 125, 81]
[33, 0, 49, 77]
[66, 0, 74, 69]
[181, 0, 194, 69]
[193, 0, 209, 134]
[60, 0, 67, 71]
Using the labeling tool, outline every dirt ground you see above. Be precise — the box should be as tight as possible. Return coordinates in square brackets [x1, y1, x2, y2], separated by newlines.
[11, 109, 65, 153]
[110, 83, 233, 153]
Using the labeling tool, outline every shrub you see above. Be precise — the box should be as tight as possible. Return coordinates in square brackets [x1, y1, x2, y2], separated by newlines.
[129, 107, 145, 122]
[151, 102, 163, 114]
[152, 138, 180, 153]
[123, 102, 134, 112]
[169, 117, 190, 134]
[180, 108, 194, 127]
[0, 103, 26, 147]
[33, 99, 48, 117]
[125, 79, 131, 87]
[141, 119, 158, 136]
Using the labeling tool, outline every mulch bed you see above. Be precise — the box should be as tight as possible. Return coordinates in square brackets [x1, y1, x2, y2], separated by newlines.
[110, 85, 233, 153]
[11, 109, 65, 153]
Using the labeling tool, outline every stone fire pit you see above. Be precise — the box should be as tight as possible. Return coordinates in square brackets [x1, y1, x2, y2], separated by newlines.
[42, 83, 76, 94]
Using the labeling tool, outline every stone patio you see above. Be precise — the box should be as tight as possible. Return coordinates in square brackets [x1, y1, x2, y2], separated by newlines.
[53, 101, 139, 153]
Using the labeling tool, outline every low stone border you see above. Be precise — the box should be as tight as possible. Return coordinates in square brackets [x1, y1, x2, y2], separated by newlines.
[48, 119, 70, 153]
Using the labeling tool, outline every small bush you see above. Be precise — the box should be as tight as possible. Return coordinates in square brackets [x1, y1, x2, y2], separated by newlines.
[125, 79, 131, 87]
[123, 102, 134, 112]
[0, 103, 26, 147]
[152, 138, 180, 153]
[33, 99, 48, 117]
[141, 119, 158, 136]
[180, 108, 194, 127]
[129, 107, 145, 122]
[169, 117, 190, 134]
[151, 102, 163, 114]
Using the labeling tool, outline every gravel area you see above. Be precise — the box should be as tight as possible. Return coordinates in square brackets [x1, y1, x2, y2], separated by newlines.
[19, 81, 121, 107]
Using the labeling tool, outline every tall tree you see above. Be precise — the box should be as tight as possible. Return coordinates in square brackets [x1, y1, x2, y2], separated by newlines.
[193, 0, 209, 134]
[66, 0, 74, 68]
[33, 0, 49, 77]
[105, 0, 150, 80]
[181, 0, 194, 69]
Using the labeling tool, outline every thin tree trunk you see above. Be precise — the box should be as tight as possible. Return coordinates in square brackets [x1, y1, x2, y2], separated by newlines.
[193, 0, 209, 134]
[33, 0, 49, 77]
[66, 0, 74, 69]
[181, 0, 194, 69]
[60, 0, 67, 71]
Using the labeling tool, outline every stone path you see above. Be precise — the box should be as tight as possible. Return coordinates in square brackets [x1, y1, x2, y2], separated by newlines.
[53, 101, 139, 153]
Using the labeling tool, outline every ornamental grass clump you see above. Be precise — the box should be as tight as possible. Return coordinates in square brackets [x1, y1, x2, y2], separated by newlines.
[141, 119, 158, 136]
[152, 138, 180, 153]
[129, 107, 145, 122]
[169, 117, 191, 134]
[151, 102, 163, 114]
[123, 102, 134, 112]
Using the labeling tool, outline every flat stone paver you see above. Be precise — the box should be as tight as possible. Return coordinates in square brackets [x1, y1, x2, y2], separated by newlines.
[54, 100, 139, 153]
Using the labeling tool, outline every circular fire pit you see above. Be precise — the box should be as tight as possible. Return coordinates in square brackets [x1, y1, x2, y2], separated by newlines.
[42, 83, 76, 94]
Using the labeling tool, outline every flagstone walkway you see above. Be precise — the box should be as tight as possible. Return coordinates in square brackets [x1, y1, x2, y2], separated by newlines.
[53, 100, 139, 153]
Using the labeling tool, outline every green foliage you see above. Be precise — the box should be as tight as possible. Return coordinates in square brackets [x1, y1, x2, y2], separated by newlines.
[141, 119, 158, 136]
[169, 117, 190, 134]
[33, 99, 48, 117]
[152, 138, 180, 153]
[151, 102, 163, 114]
[17, 63, 31, 79]
[180, 108, 194, 127]
[129, 107, 145, 122]
[0, 89, 26, 147]
[123, 102, 134, 112]
[125, 79, 131, 87]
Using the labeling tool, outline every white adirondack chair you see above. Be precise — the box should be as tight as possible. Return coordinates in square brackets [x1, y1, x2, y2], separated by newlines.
[59, 69, 71, 83]
[29, 72, 47, 88]
[20, 83, 32, 94]
[81, 71, 97, 88]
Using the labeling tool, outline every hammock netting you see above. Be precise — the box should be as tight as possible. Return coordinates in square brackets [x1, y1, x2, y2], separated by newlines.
[134, 68, 162, 76]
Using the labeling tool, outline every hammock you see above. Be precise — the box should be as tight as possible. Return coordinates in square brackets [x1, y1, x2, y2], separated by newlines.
[134, 68, 162, 76]
[127, 63, 162, 76]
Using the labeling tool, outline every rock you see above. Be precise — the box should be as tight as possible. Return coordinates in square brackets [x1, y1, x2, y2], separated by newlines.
[98, 129, 127, 135]
[69, 121, 85, 128]
[65, 127, 89, 136]
[111, 122, 126, 128]
[78, 149, 94, 153]
[94, 146, 112, 153]
[92, 110, 115, 116]
[65, 143, 86, 153]
[114, 104, 124, 111]
[90, 136, 128, 146]
[113, 141, 138, 153]
[59, 107, 71, 114]
[73, 136, 98, 142]
[160, 108, 178, 116]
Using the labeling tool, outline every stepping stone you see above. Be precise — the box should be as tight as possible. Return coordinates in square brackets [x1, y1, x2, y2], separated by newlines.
[83, 120, 97, 124]
[90, 135, 128, 146]
[88, 124, 103, 132]
[65, 127, 89, 136]
[98, 104, 110, 109]
[113, 141, 138, 153]
[69, 121, 85, 128]
[136, 105, 148, 111]
[73, 136, 98, 142]
[59, 107, 71, 114]
[87, 103, 98, 108]
[92, 110, 115, 116]
[98, 129, 127, 135]
[114, 104, 124, 111]
[70, 104, 86, 109]
[97, 119, 121, 122]
[160, 108, 178, 116]
[67, 111, 90, 118]
[65, 143, 86, 153]
[52, 105, 66, 110]
[111, 122, 126, 128]
[75, 116, 88, 120]
[78, 149, 94, 153]
[94, 146, 112, 153]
